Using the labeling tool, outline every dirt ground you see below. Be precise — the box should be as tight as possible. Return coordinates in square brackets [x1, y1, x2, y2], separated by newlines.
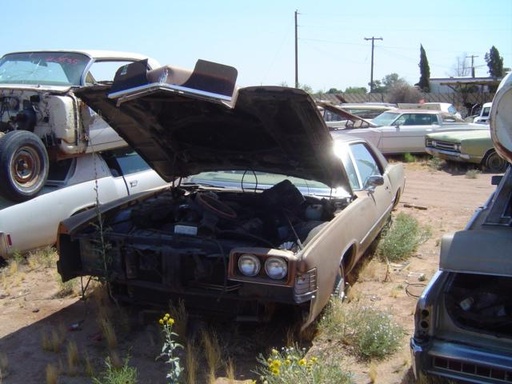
[0, 161, 499, 384]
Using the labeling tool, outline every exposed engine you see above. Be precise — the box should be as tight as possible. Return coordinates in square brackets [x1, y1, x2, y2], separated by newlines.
[83, 180, 345, 297]
[126, 180, 336, 247]
[0, 94, 39, 133]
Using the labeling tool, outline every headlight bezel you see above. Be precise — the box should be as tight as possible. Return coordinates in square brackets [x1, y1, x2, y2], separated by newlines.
[237, 253, 261, 277]
[264, 256, 288, 280]
[228, 248, 296, 286]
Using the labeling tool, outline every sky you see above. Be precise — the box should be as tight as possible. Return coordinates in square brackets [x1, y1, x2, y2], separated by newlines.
[2, 0, 511, 92]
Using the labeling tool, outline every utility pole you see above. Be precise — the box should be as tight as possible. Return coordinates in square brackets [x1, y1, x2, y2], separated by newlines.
[295, 10, 299, 88]
[364, 36, 383, 92]
[469, 55, 479, 78]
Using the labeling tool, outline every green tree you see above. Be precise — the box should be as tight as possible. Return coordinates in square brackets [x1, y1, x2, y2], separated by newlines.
[418, 44, 430, 92]
[344, 86, 367, 94]
[382, 73, 405, 89]
[484, 46, 504, 78]
[371, 79, 386, 93]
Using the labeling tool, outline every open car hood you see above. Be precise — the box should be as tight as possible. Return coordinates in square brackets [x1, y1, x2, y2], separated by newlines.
[317, 101, 376, 128]
[75, 59, 349, 190]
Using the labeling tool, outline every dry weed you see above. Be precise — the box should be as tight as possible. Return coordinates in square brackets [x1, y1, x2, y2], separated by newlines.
[66, 340, 80, 375]
[45, 363, 59, 384]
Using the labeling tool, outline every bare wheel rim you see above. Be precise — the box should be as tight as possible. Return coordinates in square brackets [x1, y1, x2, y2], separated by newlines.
[11, 145, 42, 188]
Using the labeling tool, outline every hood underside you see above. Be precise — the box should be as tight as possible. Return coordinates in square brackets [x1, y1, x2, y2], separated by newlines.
[75, 60, 349, 189]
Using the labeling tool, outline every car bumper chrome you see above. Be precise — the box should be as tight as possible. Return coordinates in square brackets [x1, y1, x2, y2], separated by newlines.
[410, 337, 512, 383]
[425, 148, 479, 163]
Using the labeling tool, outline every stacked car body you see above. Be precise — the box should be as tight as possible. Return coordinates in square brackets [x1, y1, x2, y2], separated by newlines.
[0, 50, 168, 258]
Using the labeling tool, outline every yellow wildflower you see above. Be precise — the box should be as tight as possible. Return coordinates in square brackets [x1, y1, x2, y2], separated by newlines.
[298, 358, 306, 366]
[158, 318, 164, 325]
[167, 318, 175, 326]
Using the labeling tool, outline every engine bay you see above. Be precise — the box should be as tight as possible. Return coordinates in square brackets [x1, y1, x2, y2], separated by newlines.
[108, 179, 344, 250]
[82, 180, 348, 293]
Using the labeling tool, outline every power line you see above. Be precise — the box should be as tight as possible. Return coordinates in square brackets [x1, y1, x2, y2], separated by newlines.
[364, 37, 383, 92]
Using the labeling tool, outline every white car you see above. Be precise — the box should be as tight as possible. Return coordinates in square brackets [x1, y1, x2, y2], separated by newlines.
[473, 102, 492, 124]
[0, 50, 160, 202]
[0, 147, 167, 258]
[323, 105, 488, 155]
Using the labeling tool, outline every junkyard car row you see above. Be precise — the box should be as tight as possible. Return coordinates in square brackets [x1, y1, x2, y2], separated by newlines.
[1, 47, 510, 383]
[323, 104, 488, 155]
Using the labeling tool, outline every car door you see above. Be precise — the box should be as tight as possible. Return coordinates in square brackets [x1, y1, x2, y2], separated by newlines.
[379, 113, 439, 153]
[345, 142, 394, 247]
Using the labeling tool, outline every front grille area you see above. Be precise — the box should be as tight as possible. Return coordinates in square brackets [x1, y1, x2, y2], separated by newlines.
[425, 138, 459, 152]
[434, 356, 512, 382]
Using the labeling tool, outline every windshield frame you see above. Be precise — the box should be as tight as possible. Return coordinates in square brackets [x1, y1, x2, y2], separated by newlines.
[0, 52, 93, 86]
[371, 111, 400, 127]
[184, 170, 351, 199]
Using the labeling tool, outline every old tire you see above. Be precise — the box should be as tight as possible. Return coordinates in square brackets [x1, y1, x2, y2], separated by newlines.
[0, 130, 49, 202]
[483, 149, 507, 173]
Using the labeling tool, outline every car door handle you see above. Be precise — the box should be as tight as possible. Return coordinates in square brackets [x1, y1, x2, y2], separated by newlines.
[129, 180, 138, 188]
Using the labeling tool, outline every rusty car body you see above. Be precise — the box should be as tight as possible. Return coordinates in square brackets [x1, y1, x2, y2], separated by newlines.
[56, 59, 405, 327]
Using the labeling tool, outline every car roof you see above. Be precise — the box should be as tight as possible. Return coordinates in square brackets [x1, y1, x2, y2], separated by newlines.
[387, 109, 441, 114]
[1, 49, 160, 68]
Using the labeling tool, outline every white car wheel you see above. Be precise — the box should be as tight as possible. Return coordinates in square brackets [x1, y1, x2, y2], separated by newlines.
[0, 130, 49, 202]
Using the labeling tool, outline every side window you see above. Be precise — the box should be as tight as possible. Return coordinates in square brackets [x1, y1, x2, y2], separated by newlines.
[343, 155, 361, 190]
[351, 143, 382, 189]
[103, 149, 151, 177]
[395, 114, 408, 126]
[47, 158, 74, 182]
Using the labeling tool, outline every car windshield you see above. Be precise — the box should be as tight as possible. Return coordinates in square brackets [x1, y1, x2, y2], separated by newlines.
[185, 171, 351, 198]
[372, 111, 400, 126]
[0, 52, 91, 86]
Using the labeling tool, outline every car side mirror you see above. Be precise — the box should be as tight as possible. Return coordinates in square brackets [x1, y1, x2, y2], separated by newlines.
[365, 175, 384, 192]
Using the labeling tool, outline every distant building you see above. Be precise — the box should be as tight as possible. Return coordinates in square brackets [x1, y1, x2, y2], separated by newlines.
[429, 77, 502, 94]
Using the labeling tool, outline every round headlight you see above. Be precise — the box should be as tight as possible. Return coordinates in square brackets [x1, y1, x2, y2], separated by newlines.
[264, 257, 288, 280]
[238, 254, 261, 277]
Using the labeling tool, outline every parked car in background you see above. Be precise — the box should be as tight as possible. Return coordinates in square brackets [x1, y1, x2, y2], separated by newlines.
[411, 72, 512, 383]
[321, 103, 397, 130]
[425, 129, 507, 173]
[322, 104, 488, 154]
[0, 147, 167, 259]
[398, 102, 463, 122]
[56, 59, 405, 328]
[473, 102, 492, 124]
[0, 50, 159, 202]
